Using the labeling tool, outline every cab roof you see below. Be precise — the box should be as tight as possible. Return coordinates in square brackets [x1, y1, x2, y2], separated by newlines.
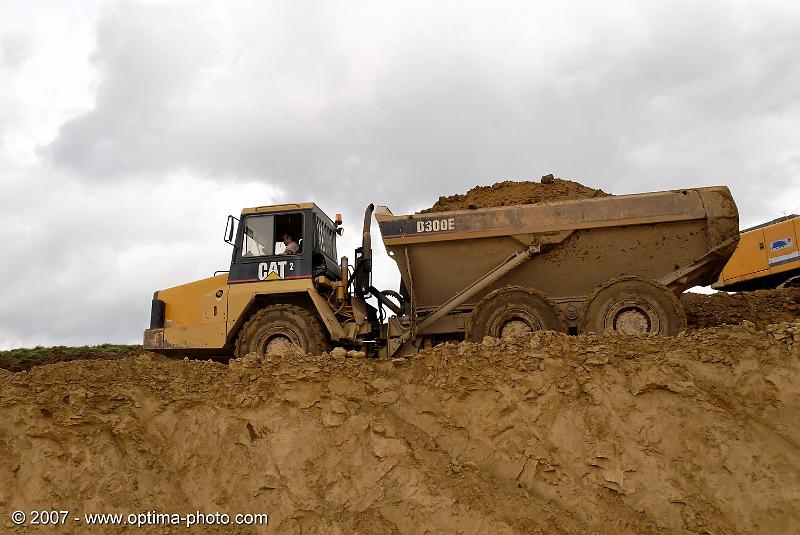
[240, 202, 337, 228]
[241, 202, 318, 215]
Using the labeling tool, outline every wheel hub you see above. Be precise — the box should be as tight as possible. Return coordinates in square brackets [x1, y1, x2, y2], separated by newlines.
[265, 336, 293, 355]
[257, 328, 301, 355]
[490, 310, 543, 338]
[605, 299, 660, 334]
[500, 320, 533, 338]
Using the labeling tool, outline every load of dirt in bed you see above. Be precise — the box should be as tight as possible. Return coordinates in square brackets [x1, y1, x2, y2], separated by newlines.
[682, 287, 800, 329]
[420, 175, 609, 213]
[2, 323, 799, 534]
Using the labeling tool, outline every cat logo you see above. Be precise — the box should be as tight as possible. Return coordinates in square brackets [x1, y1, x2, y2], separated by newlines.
[258, 261, 288, 281]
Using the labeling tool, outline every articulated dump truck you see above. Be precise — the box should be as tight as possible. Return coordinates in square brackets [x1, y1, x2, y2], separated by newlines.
[144, 186, 739, 359]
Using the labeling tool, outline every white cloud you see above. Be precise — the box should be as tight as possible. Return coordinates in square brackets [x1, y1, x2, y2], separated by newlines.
[0, 168, 280, 348]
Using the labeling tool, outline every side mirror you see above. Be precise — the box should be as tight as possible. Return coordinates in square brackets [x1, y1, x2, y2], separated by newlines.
[224, 215, 238, 245]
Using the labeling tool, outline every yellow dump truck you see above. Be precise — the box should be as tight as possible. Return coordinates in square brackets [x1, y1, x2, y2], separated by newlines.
[144, 186, 739, 358]
[713, 214, 800, 291]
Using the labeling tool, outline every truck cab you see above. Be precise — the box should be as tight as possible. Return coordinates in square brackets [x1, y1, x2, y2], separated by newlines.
[144, 203, 371, 357]
[228, 203, 340, 284]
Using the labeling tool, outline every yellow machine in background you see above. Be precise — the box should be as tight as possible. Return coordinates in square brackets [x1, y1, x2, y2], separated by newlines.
[713, 214, 800, 291]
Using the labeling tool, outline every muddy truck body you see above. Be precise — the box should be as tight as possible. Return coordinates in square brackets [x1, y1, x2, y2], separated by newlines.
[144, 186, 738, 358]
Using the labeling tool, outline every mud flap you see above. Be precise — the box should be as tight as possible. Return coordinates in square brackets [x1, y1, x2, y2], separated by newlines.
[143, 328, 164, 349]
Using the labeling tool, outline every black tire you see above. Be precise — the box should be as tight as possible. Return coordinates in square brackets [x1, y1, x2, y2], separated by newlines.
[466, 286, 567, 341]
[579, 276, 686, 335]
[235, 304, 330, 357]
[777, 275, 800, 289]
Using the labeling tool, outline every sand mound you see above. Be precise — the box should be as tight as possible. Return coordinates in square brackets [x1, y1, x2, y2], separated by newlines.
[682, 288, 800, 329]
[2, 324, 800, 534]
[420, 177, 609, 213]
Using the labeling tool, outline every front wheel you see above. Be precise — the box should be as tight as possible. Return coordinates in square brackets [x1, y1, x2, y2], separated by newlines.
[466, 286, 567, 341]
[235, 304, 330, 357]
[579, 276, 686, 335]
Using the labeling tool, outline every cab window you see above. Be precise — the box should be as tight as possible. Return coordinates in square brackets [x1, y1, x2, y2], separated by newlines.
[241, 213, 303, 258]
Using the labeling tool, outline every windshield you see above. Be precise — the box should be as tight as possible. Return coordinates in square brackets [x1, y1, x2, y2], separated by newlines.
[242, 215, 275, 257]
[240, 212, 304, 257]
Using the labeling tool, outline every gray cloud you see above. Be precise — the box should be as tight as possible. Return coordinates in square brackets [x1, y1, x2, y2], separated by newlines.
[41, 2, 800, 220]
[2, 1, 800, 347]
[0, 33, 29, 70]
[42, 2, 218, 177]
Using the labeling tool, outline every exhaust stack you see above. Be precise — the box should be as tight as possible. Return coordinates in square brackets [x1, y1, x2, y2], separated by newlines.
[352, 204, 374, 298]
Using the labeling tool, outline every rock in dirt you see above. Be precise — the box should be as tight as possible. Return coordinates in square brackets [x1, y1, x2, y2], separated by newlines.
[420, 177, 609, 213]
[330, 346, 348, 358]
[1, 324, 799, 534]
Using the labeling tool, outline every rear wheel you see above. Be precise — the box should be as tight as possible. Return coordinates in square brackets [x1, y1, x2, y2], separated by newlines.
[777, 275, 800, 289]
[466, 286, 567, 341]
[235, 304, 330, 357]
[579, 276, 686, 335]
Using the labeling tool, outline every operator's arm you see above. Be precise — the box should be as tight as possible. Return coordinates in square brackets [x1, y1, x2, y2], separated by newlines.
[282, 242, 300, 255]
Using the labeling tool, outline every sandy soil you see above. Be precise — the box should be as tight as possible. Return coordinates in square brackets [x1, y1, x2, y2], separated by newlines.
[2, 324, 800, 534]
[682, 288, 800, 329]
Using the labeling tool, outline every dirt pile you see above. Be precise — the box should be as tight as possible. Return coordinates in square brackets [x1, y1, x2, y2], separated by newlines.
[2, 324, 800, 534]
[420, 176, 609, 213]
[682, 288, 800, 329]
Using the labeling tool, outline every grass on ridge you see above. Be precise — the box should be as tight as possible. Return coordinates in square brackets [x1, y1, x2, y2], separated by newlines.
[0, 344, 140, 365]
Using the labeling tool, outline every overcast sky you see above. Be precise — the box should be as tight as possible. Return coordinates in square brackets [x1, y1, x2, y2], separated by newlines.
[1, 1, 799, 348]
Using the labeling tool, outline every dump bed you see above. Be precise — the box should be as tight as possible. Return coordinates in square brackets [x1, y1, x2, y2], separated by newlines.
[376, 187, 738, 324]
